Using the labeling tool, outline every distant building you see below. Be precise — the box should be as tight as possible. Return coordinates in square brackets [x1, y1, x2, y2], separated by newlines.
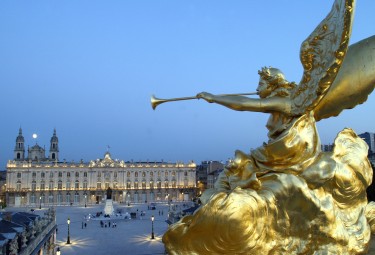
[6, 129, 197, 207]
[321, 144, 334, 152]
[358, 132, 375, 154]
[0, 171, 6, 209]
[196, 161, 224, 194]
[0, 208, 56, 255]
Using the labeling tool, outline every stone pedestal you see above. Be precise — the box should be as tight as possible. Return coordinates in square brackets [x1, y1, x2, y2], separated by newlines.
[104, 199, 114, 215]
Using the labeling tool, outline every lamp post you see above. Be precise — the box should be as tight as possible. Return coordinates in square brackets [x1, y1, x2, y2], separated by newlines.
[151, 215, 155, 239]
[39, 196, 41, 209]
[56, 247, 61, 255]
[84, 195, 87, 208]
[67, 217, 71, 244]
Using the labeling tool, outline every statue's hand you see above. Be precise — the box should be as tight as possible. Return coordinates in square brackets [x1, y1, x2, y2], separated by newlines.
[196, 92, 215, 103]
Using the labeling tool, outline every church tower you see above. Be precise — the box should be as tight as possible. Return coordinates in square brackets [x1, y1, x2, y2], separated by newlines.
[14, 128, 25, 160]
[49, 129, 59, 161]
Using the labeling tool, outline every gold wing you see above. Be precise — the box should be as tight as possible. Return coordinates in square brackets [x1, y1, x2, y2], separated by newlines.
[291, 0, 355, 115]
[314, 35, 375, 121]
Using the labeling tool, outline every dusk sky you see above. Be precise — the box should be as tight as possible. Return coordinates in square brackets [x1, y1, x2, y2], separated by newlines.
[1, 1, 374, 168]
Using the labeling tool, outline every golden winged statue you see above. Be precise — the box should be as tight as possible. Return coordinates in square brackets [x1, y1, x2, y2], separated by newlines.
[161, 0, 375, 254]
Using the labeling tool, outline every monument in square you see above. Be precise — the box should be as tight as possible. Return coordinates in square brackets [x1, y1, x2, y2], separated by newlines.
[153, 0, 375, 254]
[104, 187, 114, 216]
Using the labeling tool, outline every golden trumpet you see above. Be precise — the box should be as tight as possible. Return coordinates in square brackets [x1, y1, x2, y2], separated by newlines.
[151, 92, 258, 110]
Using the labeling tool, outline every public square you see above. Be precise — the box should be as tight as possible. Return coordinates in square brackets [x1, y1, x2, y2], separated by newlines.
[9, 202, 176, 255]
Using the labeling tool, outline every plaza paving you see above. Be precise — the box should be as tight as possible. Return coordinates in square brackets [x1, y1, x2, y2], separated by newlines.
[13, 202, 173, 255]
[55, 203, 170, 255]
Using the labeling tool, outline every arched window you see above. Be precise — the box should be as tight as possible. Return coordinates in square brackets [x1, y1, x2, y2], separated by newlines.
[16, 181, 21, 191]
[49, 181, 54, 190]
[40, 181, 45, 190]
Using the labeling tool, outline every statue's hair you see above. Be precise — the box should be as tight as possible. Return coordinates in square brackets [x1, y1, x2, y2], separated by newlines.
[258, 66, 296, 97]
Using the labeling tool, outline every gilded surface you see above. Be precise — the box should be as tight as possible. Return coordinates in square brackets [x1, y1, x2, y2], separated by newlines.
[159, 0, 375, 254]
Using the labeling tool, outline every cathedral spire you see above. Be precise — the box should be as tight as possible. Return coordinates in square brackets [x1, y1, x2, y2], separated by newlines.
[14, 128, 25, 160]
[49, 129, 59, 161]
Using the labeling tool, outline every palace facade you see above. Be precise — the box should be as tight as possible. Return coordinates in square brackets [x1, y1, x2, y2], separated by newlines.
[5, 129, 197, 207]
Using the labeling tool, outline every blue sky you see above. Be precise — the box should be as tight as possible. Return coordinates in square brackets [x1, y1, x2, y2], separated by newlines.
[1, 1, 374, 168]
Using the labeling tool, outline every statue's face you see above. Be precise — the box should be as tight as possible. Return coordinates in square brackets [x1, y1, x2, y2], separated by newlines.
[257, 78, 272, 98]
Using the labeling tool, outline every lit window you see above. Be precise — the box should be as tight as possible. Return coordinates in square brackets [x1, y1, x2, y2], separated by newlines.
[16, 181, 21, 190]
[40, 181, 45, 190]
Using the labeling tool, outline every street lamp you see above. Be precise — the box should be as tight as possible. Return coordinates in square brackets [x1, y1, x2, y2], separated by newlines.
[56, 247, 61, 255]
[67, 217, 71, 244]
[84, 195, 87, 208]
[39, 196, 41, 209]
[151, 215, 155, 239]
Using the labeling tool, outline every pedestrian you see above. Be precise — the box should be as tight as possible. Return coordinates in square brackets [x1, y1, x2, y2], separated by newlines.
[109, 222, 111, 227]
[84, 222, 87, 228]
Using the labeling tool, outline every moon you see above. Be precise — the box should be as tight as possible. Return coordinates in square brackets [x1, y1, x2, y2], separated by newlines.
[32, 134, 37, 139]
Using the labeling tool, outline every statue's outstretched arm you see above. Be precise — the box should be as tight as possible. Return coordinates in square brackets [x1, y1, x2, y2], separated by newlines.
[197, 92, 292, 115]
